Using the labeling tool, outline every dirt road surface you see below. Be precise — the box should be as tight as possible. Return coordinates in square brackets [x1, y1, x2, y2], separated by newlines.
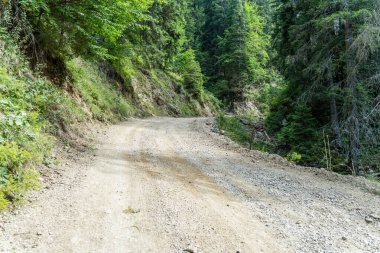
[0, 118, 379, 253]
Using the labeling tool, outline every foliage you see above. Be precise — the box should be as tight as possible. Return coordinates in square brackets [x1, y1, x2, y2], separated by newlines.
[66, 58, 135, 122]
[0, 30, 82, 209]
[137, 0, 186, 69]
[217, 114, 273, 152]
[0, 0, 153, 59]
[275, 105, 322, 164]
[217, 115, 251, 145]
[173, 49, 205, 100]
[288, 152, 302, 162]
[0, 142, 39, 210]
[270, 0, 380, 173]
[193, 0, 271, 106]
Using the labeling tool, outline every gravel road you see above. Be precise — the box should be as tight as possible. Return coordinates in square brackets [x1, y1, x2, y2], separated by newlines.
[0, 117, 379, 253]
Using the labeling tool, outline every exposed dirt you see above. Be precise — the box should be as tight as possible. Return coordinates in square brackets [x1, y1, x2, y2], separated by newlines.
[0, 118, 379, 253]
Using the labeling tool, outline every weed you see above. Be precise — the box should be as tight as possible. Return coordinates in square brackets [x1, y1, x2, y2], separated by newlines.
[123, 206, 141, 214]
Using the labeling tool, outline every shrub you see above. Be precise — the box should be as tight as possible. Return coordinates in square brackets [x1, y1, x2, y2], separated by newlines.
[288, 152, 302, 162]
[0, 29, 83, 210]
[275, 105, 323, 165]
[0, 143, 39, 210]
[173, 50, 205, 100]
[217, 114, 251, 146]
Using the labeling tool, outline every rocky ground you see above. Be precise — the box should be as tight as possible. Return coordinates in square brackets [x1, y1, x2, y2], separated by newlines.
[0, 118, 379, 253]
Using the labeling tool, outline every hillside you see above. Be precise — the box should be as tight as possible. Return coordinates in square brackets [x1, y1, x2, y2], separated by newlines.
[0, 25, 216, 209]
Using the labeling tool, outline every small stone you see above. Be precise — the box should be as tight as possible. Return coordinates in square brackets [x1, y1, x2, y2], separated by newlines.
[365, 217, 374, 224]
[36, 232, 42, 236]
[369, 213, 380, 220]
[342, 237, 347, 241]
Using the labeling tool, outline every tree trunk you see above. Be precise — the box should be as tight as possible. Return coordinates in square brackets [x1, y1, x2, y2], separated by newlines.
[330, 96, 343, 149]
[327, 63, 343, 150]
[345, 18, 361, 176]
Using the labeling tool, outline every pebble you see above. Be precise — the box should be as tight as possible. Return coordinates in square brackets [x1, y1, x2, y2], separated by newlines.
[369, 213, 380, 220]
[365, 217, 374, 224]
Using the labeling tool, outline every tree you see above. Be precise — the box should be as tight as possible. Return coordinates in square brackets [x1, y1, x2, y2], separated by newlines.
[194, 0, 270, 106]
[1, 0, 142, 59]
[270, 0, 380, 174]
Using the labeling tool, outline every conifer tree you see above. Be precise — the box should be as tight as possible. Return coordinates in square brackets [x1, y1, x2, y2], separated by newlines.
[271, 0, 380, 174]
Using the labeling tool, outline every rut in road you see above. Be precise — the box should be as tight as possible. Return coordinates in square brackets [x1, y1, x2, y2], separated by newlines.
[0, 118, 379, 253]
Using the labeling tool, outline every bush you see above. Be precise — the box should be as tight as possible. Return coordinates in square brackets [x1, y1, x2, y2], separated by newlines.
[0, 143, 39, 210]
[275, 105, 323, 165]
[287, 152, 302, 162]
[173, 50, 205, 100]
[217, 115, 251, 145]
[0, 29, 84, 210]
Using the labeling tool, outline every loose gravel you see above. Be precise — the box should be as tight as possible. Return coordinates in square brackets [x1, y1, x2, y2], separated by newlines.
[0, 118, 379, 253]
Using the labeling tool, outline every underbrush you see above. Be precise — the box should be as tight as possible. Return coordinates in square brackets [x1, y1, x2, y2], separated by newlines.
[0, 26, 216, 210]
[67, 58, 136, 122]
[127, 69, 218, 116]
[0, 29, 136, 210]
[218, 113, 380, 182]
[216, 114, 273, 152]
[0, 143, 40, 210]
[217, 115, 251, 145]
[0, 29, 90, 209]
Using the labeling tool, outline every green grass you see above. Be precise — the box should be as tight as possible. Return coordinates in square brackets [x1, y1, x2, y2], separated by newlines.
[67, 58, 136, 122]
[131, 68, 211, 117]
[216, 114, 274, 152]
[217, 115, 251, 145]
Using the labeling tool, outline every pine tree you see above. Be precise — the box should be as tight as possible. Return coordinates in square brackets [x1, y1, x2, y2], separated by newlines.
[271, 0, 380, 173]
[196, 0, 270, 106]
[200, 0, 229, 80]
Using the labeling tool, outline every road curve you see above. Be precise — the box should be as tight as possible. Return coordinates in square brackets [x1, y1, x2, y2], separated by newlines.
[0, 118, 379, 253]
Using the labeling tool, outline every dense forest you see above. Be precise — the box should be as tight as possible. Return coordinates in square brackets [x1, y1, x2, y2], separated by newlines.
[0, 0, 379, 208]
[196, 0, 380, 177]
